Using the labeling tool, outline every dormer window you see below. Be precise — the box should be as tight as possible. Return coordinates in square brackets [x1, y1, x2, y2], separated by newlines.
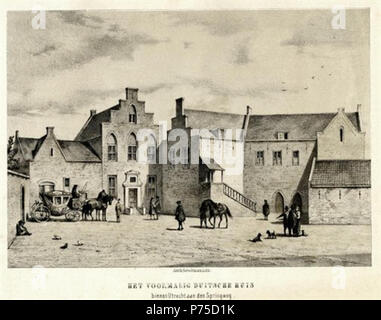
[277, 132, 288, 140]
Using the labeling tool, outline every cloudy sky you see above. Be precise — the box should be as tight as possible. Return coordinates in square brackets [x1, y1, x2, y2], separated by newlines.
[7, 9, 369, 145]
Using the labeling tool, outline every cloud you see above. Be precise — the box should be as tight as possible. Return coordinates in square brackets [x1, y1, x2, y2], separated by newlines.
[31, 44, 57, 57]
[57, 11, 104, 29]
[169, 11, 257, 36]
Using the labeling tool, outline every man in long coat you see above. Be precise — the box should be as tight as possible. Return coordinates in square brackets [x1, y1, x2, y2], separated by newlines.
[262, 200, 270, 220]
[175, 201, 186, 231]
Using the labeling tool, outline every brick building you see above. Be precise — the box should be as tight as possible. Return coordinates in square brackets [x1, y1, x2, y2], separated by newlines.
[11, 87, 371, 224]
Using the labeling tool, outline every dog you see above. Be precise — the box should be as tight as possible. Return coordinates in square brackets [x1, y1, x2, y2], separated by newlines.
[266, 230, 277, 239]
[251, 233, 262, 242]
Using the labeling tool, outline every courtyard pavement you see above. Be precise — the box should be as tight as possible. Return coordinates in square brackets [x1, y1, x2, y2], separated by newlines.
[8, 213, 371, 268]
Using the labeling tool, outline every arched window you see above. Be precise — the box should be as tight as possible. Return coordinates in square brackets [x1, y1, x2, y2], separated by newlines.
[340, 127, 344, 142]
[147, 135, 157, 163]
[129, 104, 137, 124]
[107, 134, 117, 161]
[128, 133, 137, 161]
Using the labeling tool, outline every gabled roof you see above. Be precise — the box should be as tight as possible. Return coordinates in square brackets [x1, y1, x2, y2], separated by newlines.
[200, 157, 224, 171]
[75, 104, 120, 141]
[57, 140, 101, 162]
[18, 136, 46, 161]
[184, 108, 245, 130]
[310, 160, 371, 188]
[17, 136, 101, 163]
[246, 112, 360, 140]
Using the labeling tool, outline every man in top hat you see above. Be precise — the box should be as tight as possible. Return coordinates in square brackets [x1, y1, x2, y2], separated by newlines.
[175, 200, 186, 231]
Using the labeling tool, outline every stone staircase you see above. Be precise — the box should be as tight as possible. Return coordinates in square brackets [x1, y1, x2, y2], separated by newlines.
[208, 182, 257, 217]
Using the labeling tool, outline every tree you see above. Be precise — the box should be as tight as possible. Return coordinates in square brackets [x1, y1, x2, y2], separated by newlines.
[7, 136, 19, 170]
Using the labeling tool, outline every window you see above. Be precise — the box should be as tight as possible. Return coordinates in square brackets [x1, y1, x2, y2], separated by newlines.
[340, 127, 344, 142]
[359, 190, 361, 199]
[50, 148, 54, 156]
[63, 178, 70, 191]
[292, 151, 300, 166]
[256, 151, 264, 165]
[108, 175, 117, 197]
[64, 178, 70, 187]
[277, 132, 288, 140]
[147, 135, 157, 163]
[128, 133, 137, 160]
[339, 190, 342, 200]
[318, 190, 321, 199]
[129, 104, 137, 123]
[130, 176, 137, 183]
[273, 151, 282, 166]
[39, 181, 55, 194]
[147, 175, 157, 199]
[107, 134, 117, 161]
[147, 146, 156, 162]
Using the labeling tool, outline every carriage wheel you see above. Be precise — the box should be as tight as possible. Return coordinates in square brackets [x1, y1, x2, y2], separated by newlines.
[64, 210, 75, 222]
[65, 209, 81, 222]
[32, 205, 50, 222]
[73, 210, 81, 222]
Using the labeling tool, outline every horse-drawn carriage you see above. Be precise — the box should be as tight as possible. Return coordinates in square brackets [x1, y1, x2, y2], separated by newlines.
[30, 190, 86, 222]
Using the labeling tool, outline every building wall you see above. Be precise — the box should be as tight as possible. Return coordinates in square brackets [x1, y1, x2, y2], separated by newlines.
[309, 187, 371, 224]
[101, 93, 161, 211]
[317, 111, 366, 160]
[244, 140, 316, 218]
[162, 164, 201, 217]
[30, 132, 102, 209]
[7, 171, 30, 246]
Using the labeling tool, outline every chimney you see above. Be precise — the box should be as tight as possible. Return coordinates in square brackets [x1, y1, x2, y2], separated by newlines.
[357, 104, 362, 113]
[46, 127, 54, 136]
[337, 107, 345, 113]
[90, 109, 97, 117]
[15, 130, 19, 140]
[176, 97, 184, 117]
[246, 105, 252, 115]
[125, 87, 139, 100]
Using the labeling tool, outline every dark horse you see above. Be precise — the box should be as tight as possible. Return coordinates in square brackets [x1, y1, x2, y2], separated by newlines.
[215, 203, 232, 229]
[82, 193, 113, 221]
[199, 199, 218, 228]
[199, 199, 232, 229]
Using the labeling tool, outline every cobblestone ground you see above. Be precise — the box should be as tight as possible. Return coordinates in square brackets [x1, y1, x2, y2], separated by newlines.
[8, 213, 371, 268]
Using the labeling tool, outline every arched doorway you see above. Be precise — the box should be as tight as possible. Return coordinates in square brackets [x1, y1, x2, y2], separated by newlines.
[274, 192, 284, 213]
[292, 192, 302, 210]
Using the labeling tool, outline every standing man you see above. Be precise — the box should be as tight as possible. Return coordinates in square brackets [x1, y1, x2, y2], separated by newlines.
[175, 201, 186, 231]
[262, 200, 270, 220]
[115, 199, 122, 223]
[277, 206, 289, 235]
[154, 196, 161, 220]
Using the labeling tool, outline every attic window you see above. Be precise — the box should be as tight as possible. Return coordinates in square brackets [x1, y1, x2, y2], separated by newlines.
[50, 148, 54, 156]
[340, 127, 344, 142]
[277, 132, 288, 140]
